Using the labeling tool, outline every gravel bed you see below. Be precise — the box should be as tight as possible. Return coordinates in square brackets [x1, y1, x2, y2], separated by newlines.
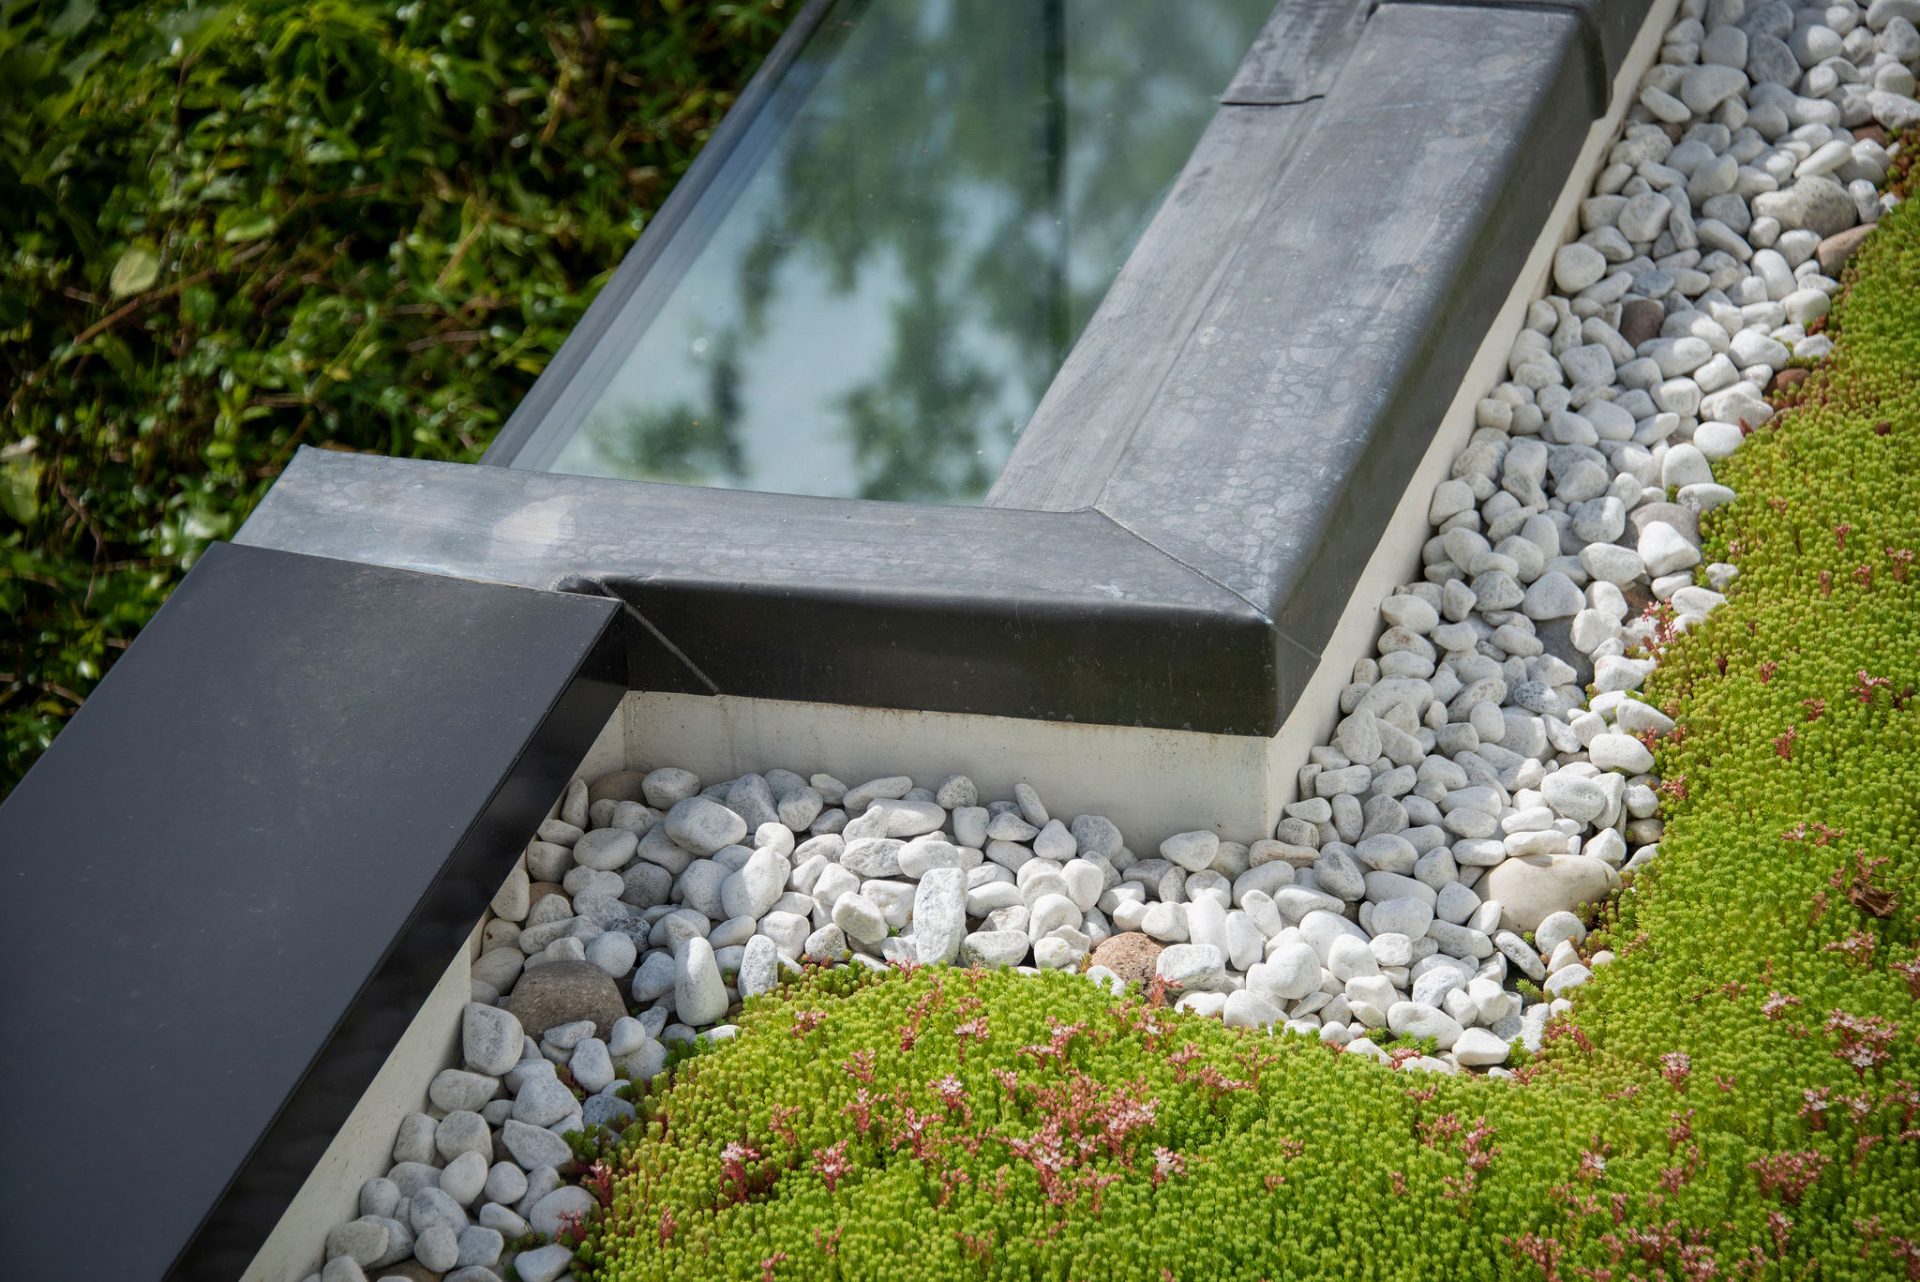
[303, 0, 1919, 1277]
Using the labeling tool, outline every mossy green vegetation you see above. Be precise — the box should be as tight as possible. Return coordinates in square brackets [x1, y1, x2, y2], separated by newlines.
[0, 0, 792, 791]
[569, 187, 1920, 1281]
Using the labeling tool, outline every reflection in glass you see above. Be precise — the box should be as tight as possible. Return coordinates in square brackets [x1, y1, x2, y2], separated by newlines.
[544, 0, 1275, 503]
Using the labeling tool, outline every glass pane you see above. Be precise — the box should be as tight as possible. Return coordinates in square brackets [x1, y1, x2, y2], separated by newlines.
[539, 0, 1275, 502]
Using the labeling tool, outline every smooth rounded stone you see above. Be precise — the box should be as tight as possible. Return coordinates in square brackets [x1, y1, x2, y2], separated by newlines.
[897, 836, 963, 879]
[1553, 242, 1608, 291]
[1579, 543, 1645, 586]
[1080, 931, 1159, 985]
[1155, 943, 1227, 992]
[1521, 571, 1584, 620]
[1535, 910, 1588, 958]
[512, 1075, 580, 1128]
[433, 1110, 492, 1164]
[1333, 709, 1382, 765]
[1223, 989, 1285, 1029]
[736, 933, 781, 999]
[720, 847, 789, 920]
[528, 1184, 596, 1239]
[913, 867, 968, 963]
[514, 1244, 575, 1282]
[840, 837, 906, 879]
[1539, 771, 1609, 825]
[1752, 174, 1856, 238]
[619, 860, 673, 910]
[663, 796, 747, 857]
[640, 767, 700, 810]
[1387, 1000, 1463, 1050]
[570, 1037, 615, 1093]
[672, 938, 728, 1027]
[1033, 936, 1082, 970]
[326, 1219, 390, 1267]
[922, 773, 974, 810]
[841, 774, 912, 814]
[360, 1177, 402, 1221]
[1141, 899, 1189, 943]
[478, 1202, 530, 1240]
[455, 1225, 506, 1269]
[584, 1093, 637, 1129]
[430, 1069, 502, 1115]
[1370, 897, 1434, 939]
[583, 930, 637, 980]
[1253, 940, 1323, 1001]
[1589, 732, 1656, 773]
[1369, 931, 1413, 968]
[961, 929, 1032, 968]
[1452, 1027, 1512, 1067]
[1300, 909, 1370, 962]
[831, 892, 890, 946]
[1485, 856, 1618, 933]
[571, 827, 638, 873]
[1496, 930, 1547, 982]
[1326, 935, 1379, 983]
[392, 1116, 439, 1169]
[1160, 830, 1220, 872]
[461, 1003, 524, 1077]
[1382, 593, 1440, 633]
[482, 1162, 529, 1208]
[1637, 521, 1701, 577]
[630, 949, 676, 1003]
[505, 961, 625, 1040]
[410, 1186, 471, 1236]
[1545, 963, 1593, 995]
[439, 1150, 490, 1208]
[852, 797, 939, 838]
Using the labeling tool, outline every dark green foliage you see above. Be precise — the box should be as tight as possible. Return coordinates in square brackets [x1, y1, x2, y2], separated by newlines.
[574, 177, 1920, 1281]
[0, 0, 792, 791]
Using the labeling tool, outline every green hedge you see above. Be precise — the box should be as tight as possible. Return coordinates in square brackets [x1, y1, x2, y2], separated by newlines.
[0, 0, 792, 791]
[569, 171, 1920, 1281]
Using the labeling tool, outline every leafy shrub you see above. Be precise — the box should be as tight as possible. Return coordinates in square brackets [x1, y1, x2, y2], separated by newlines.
[0, 0, 792, 791]
[573, 167, 1920, 1282]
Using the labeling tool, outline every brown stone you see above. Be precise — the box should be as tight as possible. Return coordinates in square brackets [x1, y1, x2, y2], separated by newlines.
[1769, 367, 1809, 396]
[503, 959, 626, 1040]
[588, 769, 650, 805]
[528, 881, 567, 906]
[1815, 224, 1874, 277]
[1089, 932, 1165, 987]
[1854, 124, 1889, 149]
[1618, 298, 1665, 348]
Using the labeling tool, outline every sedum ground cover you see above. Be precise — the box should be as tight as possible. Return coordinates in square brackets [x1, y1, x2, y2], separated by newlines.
[0, 0, 791, 792]
[566, 166, 1920, 1282]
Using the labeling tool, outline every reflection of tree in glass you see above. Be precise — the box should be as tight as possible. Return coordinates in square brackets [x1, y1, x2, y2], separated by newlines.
[608, 0, 1274, 502]
[580, 334, 748, 486]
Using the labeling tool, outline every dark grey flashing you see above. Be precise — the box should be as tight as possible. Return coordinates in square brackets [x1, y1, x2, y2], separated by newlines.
[242, 0, 1654, 738]
[0, 544, 623, 1280]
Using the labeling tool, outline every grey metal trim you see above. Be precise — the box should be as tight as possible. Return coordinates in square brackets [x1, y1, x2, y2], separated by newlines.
[244, 0, 1655, 738]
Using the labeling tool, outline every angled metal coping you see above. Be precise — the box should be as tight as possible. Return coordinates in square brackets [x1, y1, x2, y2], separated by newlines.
[240, 0, 1652, 738]
[0, 544, 624, 1280]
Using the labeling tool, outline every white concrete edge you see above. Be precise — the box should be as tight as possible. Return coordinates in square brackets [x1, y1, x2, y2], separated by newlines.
[619, 689, 1276, 853]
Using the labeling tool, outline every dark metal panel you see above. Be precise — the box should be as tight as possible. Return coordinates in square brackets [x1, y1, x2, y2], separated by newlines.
[1379, 0, 1656, 108]
[1221, 0, 1374, 105]
[1089, 3, 1596, 634]
[238, 450, 1285, 734]
[984, 104, 1321, 512]
[0, 544, 623, 1281]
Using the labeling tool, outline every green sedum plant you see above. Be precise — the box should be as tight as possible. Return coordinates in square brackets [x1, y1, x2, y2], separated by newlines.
[0, 0, 792, 792]
[569, 163, 1920, 1282]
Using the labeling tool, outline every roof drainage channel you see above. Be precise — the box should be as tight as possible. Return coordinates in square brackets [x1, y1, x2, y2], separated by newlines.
[239, 0, 1654, 739]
